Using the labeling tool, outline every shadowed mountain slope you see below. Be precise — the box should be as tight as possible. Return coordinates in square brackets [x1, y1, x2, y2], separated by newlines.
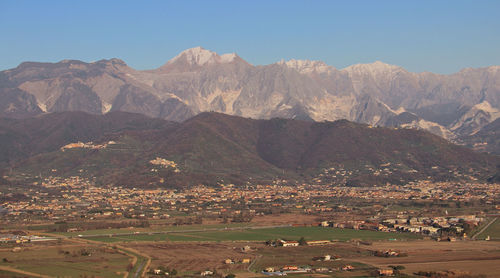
[2, 112, 498, 188]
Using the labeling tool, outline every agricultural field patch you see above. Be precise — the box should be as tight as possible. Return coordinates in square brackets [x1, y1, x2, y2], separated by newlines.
[0, 244, 131, 278]
[476, 217, 500, 240]
[85, 226, 421, 243]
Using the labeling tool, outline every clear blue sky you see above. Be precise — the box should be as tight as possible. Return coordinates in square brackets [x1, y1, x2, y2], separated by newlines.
[1, 0, 499, 74]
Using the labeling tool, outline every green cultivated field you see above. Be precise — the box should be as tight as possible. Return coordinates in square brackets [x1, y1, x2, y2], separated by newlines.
[90, 233, 207, 243]
[87, 226, 421, 243]
[477, 218, 500, 240]
[50, 223, 253, 237]
[0, 246, 130, 278]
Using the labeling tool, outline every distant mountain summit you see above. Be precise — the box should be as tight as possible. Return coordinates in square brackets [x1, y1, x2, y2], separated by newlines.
[168, 46, 239, 66]
[1, 47, 500, 150]
[279, 59, 335, 74]
[154, 47, 248, 74]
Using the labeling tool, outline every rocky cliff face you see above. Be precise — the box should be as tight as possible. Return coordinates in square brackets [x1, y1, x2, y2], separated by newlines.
[1, 47, 500, 141]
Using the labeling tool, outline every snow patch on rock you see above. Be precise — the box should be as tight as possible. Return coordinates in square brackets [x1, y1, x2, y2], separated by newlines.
[342, 61, 404, 78]
[450, 101, 500, 135]
[281, 59, 335, 74]
[169, 47, 238, 66]
[102, 102, 112, 113]
[38, 102, 47, 112]
[401, 119, 455, 140]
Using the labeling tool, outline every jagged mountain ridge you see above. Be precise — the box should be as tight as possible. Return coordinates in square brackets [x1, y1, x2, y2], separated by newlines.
[1, 47, 500, 142]
[3, 112, 498, 188]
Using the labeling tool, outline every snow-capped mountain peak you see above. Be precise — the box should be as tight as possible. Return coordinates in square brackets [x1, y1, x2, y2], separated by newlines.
[168, 47, 239, 66]
[220, 53, 237, 63]
[169, 46, 218, 66]
[280, 59, 335, 74]
[342, 61, 403, 76]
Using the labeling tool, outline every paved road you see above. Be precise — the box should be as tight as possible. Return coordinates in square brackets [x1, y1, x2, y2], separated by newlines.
[472, 217, 497, 240]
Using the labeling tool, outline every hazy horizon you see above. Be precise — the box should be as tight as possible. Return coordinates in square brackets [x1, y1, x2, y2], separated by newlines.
[1, 0, 500, 74]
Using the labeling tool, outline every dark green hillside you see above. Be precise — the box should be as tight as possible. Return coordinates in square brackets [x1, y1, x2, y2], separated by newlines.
[154, 113, 283, 185]
[0, 111, 176, 167]
[3, 112, 499, 188]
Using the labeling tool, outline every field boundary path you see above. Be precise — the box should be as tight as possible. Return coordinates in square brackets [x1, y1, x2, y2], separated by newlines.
[38, 234, 152, 278]
[247, 254, 261, 272]
[472, 217, 498, 240]
[0, 265, 52, 278]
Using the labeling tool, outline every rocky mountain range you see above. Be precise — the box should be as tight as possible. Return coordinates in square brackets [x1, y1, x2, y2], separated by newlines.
[1, 47, 499, 145]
